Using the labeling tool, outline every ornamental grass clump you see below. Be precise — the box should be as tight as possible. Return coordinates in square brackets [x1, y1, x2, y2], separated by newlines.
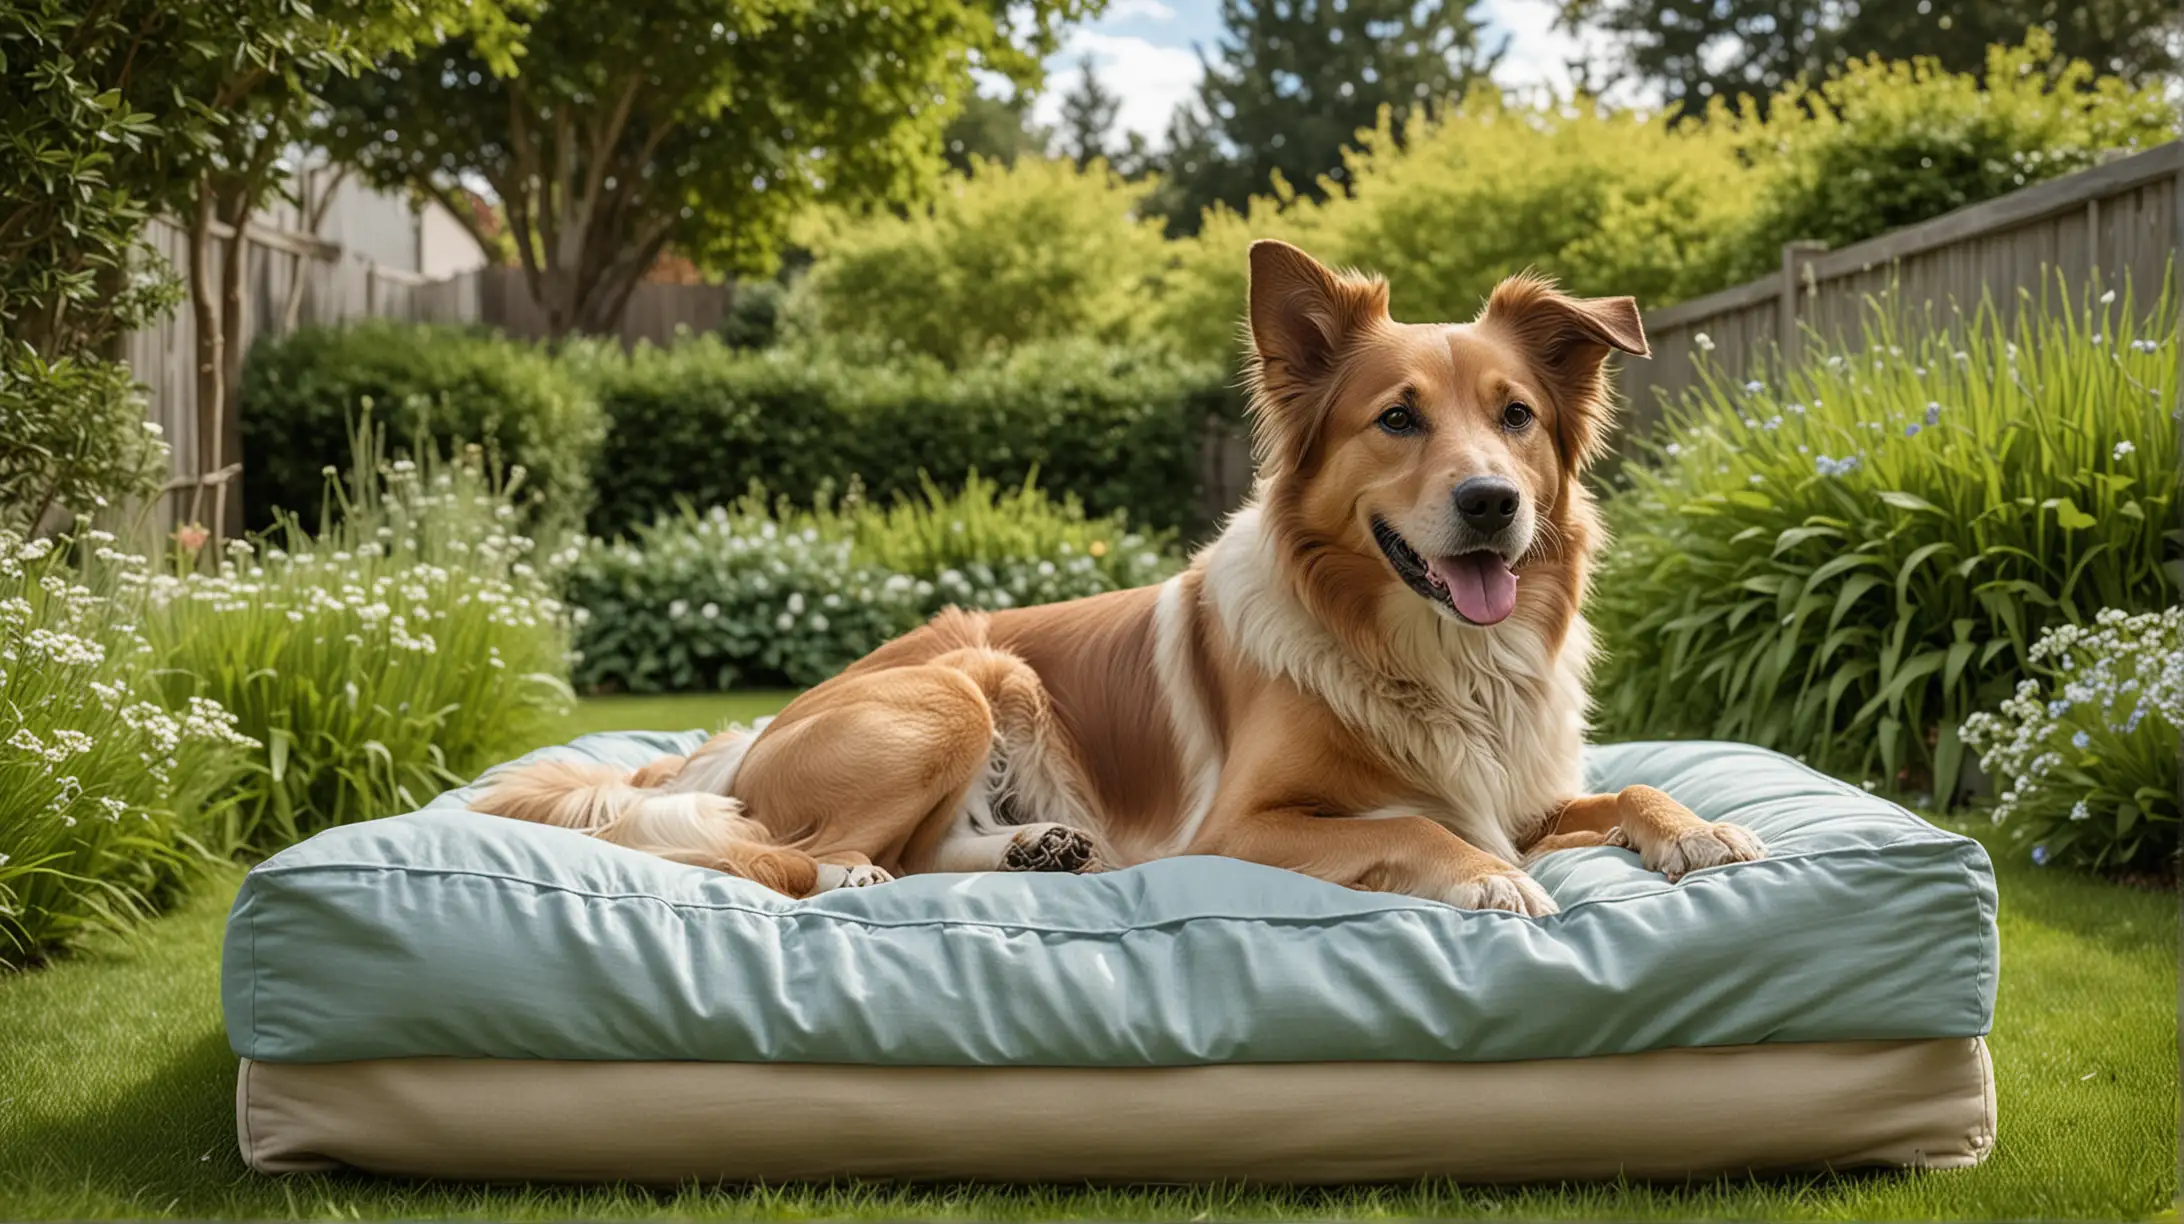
[1961, 607, 2180, 872]
[144, 432, 575, 854]
[1591, 278, 2177, 801]
[0, 532, 255, 964]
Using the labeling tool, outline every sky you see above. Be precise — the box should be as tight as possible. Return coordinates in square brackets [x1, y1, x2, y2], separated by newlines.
[1017, 0, 1611, 148]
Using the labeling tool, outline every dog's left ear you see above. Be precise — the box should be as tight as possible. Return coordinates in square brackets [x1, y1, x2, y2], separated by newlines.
[1480, 275, 1648, 468]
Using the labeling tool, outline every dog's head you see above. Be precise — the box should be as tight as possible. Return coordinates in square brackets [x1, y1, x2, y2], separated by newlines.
[1244, 240, 1645, 632]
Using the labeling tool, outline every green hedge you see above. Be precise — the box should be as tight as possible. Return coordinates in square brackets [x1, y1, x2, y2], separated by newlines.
[240, 322, 604, 538]
[567, 476, 1180, 691]
[583, 336, 1234, 539]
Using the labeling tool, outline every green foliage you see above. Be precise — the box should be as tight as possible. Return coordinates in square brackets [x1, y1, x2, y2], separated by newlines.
[854, 35, 2174, 371]
[585, 334, 1231, 538]
[1590, 282, 2178, 804]
[144, 430, 574, 854]
[1560, 0, 2182, 118]
[0, 530, 254, 965]
[1152, 0, 1500, 233]
[0, 345, 170, 534]
[322, 0, 1092, 337]
[942, 91, 1049, 174]
[1720, 31, 2180, 282]
[800, 157, 1172, 366]
[567, 475, 1180, 692]
[240, 322, 604, 538]
[1962, 607, 2180, 872]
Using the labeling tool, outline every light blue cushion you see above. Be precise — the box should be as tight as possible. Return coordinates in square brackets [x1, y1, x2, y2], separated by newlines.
[222, 733, 1997, 1067]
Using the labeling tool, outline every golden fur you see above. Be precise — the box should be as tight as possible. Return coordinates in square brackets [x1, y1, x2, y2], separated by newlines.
[473, 241, 1767, 911]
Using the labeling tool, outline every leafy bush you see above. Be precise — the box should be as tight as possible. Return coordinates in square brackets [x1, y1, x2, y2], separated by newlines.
[240, 321, 604, 537]
[585, 335, 1232, 539]
[1962, 607, 2180, 872]
[0, 530, 254, 964]
[1720, 31, 2179, 284]
[785, 36, 2173, 372]
[797, 157, 1170, 367]
[568, 476, 1180, 692]
[0, 343, 171, 533]
[145, 431, 574, 852]
[1590, 282, 2177, 802]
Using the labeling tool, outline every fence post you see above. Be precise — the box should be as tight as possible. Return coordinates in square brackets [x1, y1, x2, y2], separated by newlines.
[1777, 240, 1827, 375]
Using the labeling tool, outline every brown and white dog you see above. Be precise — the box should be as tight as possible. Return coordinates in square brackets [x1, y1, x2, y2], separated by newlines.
[475, 241, 1766, 914]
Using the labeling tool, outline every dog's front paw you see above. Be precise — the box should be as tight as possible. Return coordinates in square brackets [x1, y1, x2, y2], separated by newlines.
[1434, 870, 1560, 917]
[814, 862, 895, 891]
[1642, 822, 1766, 882]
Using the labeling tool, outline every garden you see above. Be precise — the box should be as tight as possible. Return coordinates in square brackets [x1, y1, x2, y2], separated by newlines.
[1, 0, 2178, 1217]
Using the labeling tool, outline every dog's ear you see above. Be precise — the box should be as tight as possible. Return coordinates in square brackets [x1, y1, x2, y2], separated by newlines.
[1247, 239, 1388, 468]
[1480, 274, 1647, 468]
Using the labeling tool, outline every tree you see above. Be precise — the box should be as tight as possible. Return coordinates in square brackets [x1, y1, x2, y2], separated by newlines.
[1558, 0, 2184, 116]
[1152, 0, 1502, 234]
[942, 91, 1048, 174]
[173, 2, 520, 535]
[324, 0, 1089, 338]
[1057, 54, 1121, 169]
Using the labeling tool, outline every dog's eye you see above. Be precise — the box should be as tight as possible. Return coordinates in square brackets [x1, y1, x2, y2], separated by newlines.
[1377, 406, 1419, 435]
[1501, 402, 1535, 432]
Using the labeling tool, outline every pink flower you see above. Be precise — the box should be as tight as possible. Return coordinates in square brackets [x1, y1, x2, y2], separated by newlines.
[174, 523, 210, 553]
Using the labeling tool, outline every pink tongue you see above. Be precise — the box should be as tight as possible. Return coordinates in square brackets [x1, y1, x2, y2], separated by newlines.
[1428, 553, 1519, 625]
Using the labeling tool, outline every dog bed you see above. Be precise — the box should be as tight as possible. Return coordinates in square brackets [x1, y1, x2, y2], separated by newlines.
[226, 734, 1999, 1183]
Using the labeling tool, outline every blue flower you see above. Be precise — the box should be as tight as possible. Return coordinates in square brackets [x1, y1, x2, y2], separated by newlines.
[2071, 730, 2090, 749]
[2031, 844, 2050, 866]
[1904, 424, 1921, 438]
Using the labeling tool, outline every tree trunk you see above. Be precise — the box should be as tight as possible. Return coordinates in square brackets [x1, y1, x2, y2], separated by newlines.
[186, 178, 224, 540]
[216, 183, 251, 540]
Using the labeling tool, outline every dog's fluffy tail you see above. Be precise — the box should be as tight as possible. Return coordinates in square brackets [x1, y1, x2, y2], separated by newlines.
[468, 733, 823, 897]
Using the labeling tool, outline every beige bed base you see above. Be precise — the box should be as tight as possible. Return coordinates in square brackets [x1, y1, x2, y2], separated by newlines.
[237, 1037, 1994, 1185]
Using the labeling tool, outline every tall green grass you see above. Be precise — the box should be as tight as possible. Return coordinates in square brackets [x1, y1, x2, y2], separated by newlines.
[1592, 278, 2178, 801]
[143, 432, 575, 853]
[0, 532, 253, 964]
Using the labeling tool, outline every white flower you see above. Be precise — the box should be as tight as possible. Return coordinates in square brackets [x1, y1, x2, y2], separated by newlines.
[2112, 440, 2136, 460]
[1694, 333, 1715, 353]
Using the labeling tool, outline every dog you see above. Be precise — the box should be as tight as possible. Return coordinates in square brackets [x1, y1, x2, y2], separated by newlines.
[475, 240, 1766, 914]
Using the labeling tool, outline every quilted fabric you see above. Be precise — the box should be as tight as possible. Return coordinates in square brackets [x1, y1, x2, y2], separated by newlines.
[222, 733, 1997, 1067]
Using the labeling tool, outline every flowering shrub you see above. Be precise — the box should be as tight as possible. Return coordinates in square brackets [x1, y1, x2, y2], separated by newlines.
[1962, 608, 2180, 872]
[1591, 280, 2177, 801]
[0, 531, 254, 963]
[569, 477, 1179, 691]
[144, 434, 574, 853]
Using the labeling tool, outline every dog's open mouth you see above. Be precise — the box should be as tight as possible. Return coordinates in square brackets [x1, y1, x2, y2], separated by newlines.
[1371, 518, 1520, 626]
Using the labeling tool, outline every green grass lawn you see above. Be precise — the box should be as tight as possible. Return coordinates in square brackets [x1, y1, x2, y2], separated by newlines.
[0, 698, 2174, 1220]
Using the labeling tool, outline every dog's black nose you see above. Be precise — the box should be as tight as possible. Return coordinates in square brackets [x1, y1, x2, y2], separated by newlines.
[1454, 477, 1521, 533]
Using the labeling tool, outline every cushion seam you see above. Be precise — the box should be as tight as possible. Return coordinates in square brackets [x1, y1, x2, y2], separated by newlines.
[242, 837, 1986, 936]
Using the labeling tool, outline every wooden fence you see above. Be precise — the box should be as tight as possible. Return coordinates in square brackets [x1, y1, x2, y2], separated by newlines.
[125, 216, 440, 539]
[1619, 140, 2184, 434]
[123, 225, 722, 538]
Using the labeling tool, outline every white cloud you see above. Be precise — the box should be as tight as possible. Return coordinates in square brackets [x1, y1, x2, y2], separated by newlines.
[1102, 0, 1177, 22]
[1034, 30, 1203, 147]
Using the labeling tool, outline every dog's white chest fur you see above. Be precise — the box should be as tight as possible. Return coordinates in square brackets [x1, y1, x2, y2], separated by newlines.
[1202, 506, 1589, 864]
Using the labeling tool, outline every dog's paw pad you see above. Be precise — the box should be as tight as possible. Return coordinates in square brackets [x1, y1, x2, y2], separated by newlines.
[1439, 871, 1560, 917]
[1002, 825, 1098, 873]
[1648, 822, 1767, 881]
